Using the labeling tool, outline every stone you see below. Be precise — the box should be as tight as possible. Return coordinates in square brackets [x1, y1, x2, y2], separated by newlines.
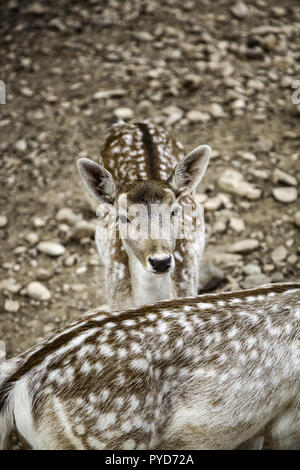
[204, 196, 223, 211]
[63, 254, 78, 267]
[236, 151, 256, 162]
[93, 89, 126, 100]
[228, 239, 259, 254]
[0, 278, 22, 293]
[256, 139, 273, 153]
[242, 264, 261, 275]
[72, 220, 95, 240]
[213, 221, 227, 233]
[25, 232, 39, 245]
[133, 31, 154, 42]
[37, 241, 66, 257]
[0, 341, 6, 362]
[210, 253, 242, 267]
[186, 110, 210, 122]
[35, 268, 52, 281]
[218, 169, 262, 199]
[15, 139, 27, 152]
[198, 264, 225, 292]
[26, 281, 51, 301]
[272, 187, 297, 203]
[209, 103, 225, 118]
[231, 98, 245, 110]
[295, 211, 300, 228]
[231, 2, 248, 19]
[272, 169, 297, 186]
[247, 79, 264, 91]
[113, 107, 133, 120]
[0, 215, 8, 228]
[229, 217, 245, 232]
[243, 274, 271, 289]
[271, 245, 288, 264]
[183, 74, 201, 88]
[56, 207, 81, 225]
[4, 299, 20, 313]
[163, 106, 183, 126]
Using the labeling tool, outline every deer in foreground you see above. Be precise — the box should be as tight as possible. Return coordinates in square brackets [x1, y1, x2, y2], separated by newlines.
[77, 120, 211, 310]
[0, 282, 299, 450]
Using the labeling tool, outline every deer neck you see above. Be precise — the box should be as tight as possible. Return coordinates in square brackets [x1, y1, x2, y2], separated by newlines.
[128, 253, 176, 307]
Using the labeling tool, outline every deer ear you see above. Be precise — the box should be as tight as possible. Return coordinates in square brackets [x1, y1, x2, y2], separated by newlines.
[168, 145, 211, 196]
[77, 158, 116, 205]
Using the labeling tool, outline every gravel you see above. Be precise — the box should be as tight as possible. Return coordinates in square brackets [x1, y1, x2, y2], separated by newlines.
[26, 281, 52, 301]
[37, 241, 66, 257]
[272, 187, 298, 203]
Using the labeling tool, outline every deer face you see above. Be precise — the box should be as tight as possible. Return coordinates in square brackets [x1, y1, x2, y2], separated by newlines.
[117, 181, 178, 274]
[77, 144, 210, 275]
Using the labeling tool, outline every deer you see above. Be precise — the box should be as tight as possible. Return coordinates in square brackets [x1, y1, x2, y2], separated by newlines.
[0, 282, 299, 450]
[77, 120, 212, 310]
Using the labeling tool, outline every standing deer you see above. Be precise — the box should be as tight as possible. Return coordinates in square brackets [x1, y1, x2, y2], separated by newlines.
[1, 283, 299, 450]
[77, 120, 211, 310]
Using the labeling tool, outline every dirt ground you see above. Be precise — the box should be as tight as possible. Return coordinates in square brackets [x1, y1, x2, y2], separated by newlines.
[0, 0, 299, 368]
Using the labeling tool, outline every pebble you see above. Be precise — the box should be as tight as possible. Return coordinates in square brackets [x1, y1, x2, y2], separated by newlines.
[272, 169, 297, 186]
[56, 207, 81, 225]
[93, 89, 126, 100]
[35, 268, 53, 281]
[228, 239, 259, 254]
[231, 98, 245, 110]
[113, 107, 133, 120]
[295, 211, 300, 228]
[231, 1, 248, 19]
[198, 264, 225, 292]
[26, 281, 51, 301]
[4, 299, 20, 313]
[71, 220, 96, 240]
[236, 151, 256, 162]
[256, 139, 273, 153]
[209, 103, 225, 118]
[63, 254, 78, 267]
[0, 215, 8, 228]
[204, 196, 223, 211]
[0, 278, 22, 293]
[243, 274, 271, 289]
[210, 253, 242, 267]
[25, 232, 39, 245]
[272, 187, 298, 203]
[15, 139, 27, 152]
[271, 245, 288, 264]
[37, 241, 66, 257]
[186, 110, 210, 122]
[0, 341, 6, 363]
[218, 169, 262, 200]
[242, 264, 261, 275]
[229, 217, 245, 232]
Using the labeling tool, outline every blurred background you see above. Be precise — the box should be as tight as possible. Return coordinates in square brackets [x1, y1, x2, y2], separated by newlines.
[0, 0, 299, 363]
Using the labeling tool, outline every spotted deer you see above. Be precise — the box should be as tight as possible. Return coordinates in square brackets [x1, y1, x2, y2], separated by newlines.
[77, 120, 211, 310]
[1, 282, 299, 450]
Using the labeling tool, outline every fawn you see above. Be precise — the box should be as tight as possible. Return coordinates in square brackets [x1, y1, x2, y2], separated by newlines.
[0, 282, 299, 449]
[77, 120, 211, 310]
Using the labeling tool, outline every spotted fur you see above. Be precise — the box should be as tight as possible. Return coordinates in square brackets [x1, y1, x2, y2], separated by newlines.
[0, 283, 299, 449]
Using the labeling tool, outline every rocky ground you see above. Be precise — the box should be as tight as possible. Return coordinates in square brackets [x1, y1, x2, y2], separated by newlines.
[0, 0, 299, 373]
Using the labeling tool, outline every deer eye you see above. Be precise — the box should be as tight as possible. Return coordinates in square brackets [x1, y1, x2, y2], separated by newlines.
[119, 214, 130, 224]
[171, 206, 179, 217]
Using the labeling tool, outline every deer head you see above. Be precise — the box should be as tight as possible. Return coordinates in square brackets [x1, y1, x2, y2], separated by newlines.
[77, 144, 210, 276]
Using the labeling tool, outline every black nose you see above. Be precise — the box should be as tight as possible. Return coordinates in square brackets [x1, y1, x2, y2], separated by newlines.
[148, 256, 172, 273]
